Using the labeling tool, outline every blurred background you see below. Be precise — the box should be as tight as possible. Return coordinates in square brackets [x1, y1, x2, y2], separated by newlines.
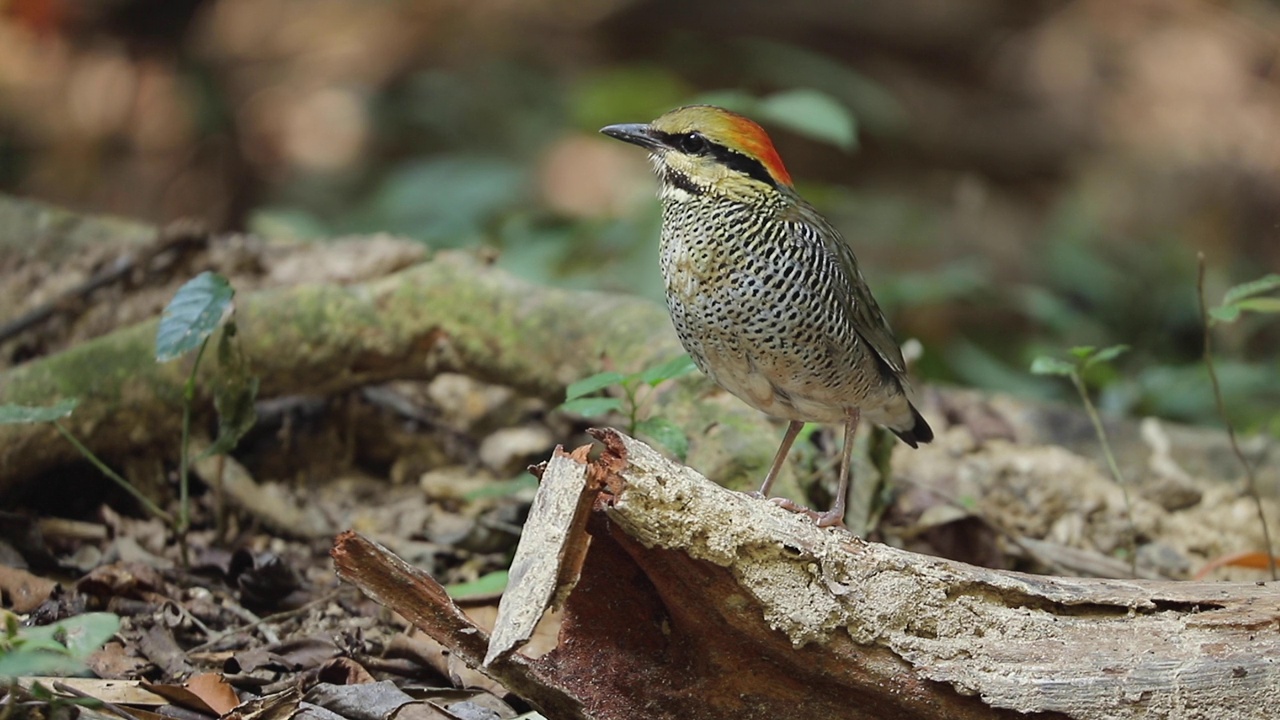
[1, 0, 1277, 434]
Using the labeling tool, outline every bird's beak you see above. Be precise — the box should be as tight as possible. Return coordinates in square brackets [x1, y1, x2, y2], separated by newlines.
[600, 123, 664, 151]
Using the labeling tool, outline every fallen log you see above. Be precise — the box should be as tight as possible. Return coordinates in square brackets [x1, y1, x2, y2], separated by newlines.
[334, 429, 1280, 720]
[0, 249, 783, 498]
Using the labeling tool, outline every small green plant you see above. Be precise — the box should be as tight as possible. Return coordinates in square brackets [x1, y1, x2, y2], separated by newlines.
[0, 611, 119, 678]
[0, 272, 257, 563]
[155, 271, 258, 550]
[1204, 271, 1280, 324]
[559, 354, 698, 459]
[1031, 344, 1137, 577]
[1198, 259, 1278, 580]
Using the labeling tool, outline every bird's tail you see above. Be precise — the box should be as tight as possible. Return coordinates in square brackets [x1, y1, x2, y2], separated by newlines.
[890, 403, 933, 448]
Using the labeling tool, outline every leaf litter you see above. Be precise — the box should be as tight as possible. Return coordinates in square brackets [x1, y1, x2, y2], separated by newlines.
[1, 233, 564, 720]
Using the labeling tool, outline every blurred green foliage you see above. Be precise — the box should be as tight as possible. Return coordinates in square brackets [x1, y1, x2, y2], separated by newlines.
[0, 9, 1254, 440]
[241, 41, 1279, 436]
[0, 611, 119, 677]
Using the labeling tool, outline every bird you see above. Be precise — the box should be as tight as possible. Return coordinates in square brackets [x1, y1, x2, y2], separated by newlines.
[600, 105, 932, 528]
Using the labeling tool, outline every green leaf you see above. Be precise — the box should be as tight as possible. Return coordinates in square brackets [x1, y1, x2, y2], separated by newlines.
[202, 378, 260, 460]
[1068, 346, 1096, 360]
[0, 613, 119, 677]
[49, 613, 119, 656]
[0, 651, 83, 678]
[756, 89, 858, 151]
[559, 397, 623, 417]
[201, 321, 258, 460]
[1209, 294, 1280, 325]
[1235, 297, 1280, 315]
[156, 272, 234, 363]
[564, 372, 625, 401]
[635, 417, 689, 460]
[1030, 356, 1075, 377]
[446, 570, 509, 599]
[1083, 344, 1129, 369]
[1221, 273, 1280, 306]
[1210, 304, 1242, 324]
[638, 354, 698, 387]
[0, 398, 78, 424]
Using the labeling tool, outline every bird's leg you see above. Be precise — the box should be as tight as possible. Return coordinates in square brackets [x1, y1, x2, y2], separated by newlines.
[753, 420, 805, 498]
[815, 408, 861, 528]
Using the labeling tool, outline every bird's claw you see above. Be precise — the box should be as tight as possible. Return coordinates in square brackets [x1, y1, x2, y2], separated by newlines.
[758, 496, 846, 528]
[767, 496, 806, 512]
[812, 508, 847, 529]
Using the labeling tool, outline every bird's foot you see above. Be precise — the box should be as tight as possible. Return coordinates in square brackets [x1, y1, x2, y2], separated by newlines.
[812, 508, 847, 528]
[763, 497, 846, 528]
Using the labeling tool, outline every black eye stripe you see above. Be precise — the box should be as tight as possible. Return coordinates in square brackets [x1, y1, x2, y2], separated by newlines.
[655, 131, 778, 188]
[712, 147, 777, 187]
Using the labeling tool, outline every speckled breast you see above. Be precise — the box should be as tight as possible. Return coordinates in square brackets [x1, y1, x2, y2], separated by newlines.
[658, 197, 896, 425]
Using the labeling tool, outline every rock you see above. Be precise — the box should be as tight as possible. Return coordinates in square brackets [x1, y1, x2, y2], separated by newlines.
[478, 425, 555, 476]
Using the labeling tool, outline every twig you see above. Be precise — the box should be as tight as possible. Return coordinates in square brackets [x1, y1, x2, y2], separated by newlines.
[1070, 371, 1138, 578]
[51, 681, 143, 720]
[221, 604, 280, 646]
[1196, 254, 1276, 580]
[185, 590, 342, 652]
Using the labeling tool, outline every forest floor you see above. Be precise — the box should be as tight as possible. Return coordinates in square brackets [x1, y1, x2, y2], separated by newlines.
[1, 199, 1276, 719]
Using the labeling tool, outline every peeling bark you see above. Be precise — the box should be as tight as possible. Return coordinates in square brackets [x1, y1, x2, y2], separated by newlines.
[335, 430, 1280, 720]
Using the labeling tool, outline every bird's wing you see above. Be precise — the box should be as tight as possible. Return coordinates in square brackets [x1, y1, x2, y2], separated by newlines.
[782, 200, 909, 377]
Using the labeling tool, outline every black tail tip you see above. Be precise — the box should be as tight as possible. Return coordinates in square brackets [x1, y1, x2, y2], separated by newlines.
[891, 405, 934, 448]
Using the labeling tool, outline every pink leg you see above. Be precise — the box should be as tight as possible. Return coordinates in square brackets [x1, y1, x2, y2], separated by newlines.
[756, 420, 805, 498]
[815, 408, 860, 528]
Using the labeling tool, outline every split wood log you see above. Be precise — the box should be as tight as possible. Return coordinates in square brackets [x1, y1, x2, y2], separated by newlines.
[334, 429, 1280, 720]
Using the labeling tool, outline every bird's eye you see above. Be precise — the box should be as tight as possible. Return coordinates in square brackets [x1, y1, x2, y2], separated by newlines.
[675, 133, 709, 155]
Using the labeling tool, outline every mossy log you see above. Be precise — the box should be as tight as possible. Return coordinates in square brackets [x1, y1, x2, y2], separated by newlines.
[0, 246, 784, 498]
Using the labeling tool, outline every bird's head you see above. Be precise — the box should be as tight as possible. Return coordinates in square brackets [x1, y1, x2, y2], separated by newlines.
[601, 105, 793, 201]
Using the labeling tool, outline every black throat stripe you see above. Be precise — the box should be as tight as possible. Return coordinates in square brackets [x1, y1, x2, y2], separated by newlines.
[663, 167, 706, 195]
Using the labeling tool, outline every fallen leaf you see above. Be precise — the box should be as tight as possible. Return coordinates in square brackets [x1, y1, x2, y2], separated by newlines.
[305, 679, 415, 720]
[0, 564, 58, 613]
[316, 657, 376, 685]
[1193, 551, 1279, 580]
[16, 677, 166, 706]
[145, 673, 239, 715]
[186, 673, 242, 715]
